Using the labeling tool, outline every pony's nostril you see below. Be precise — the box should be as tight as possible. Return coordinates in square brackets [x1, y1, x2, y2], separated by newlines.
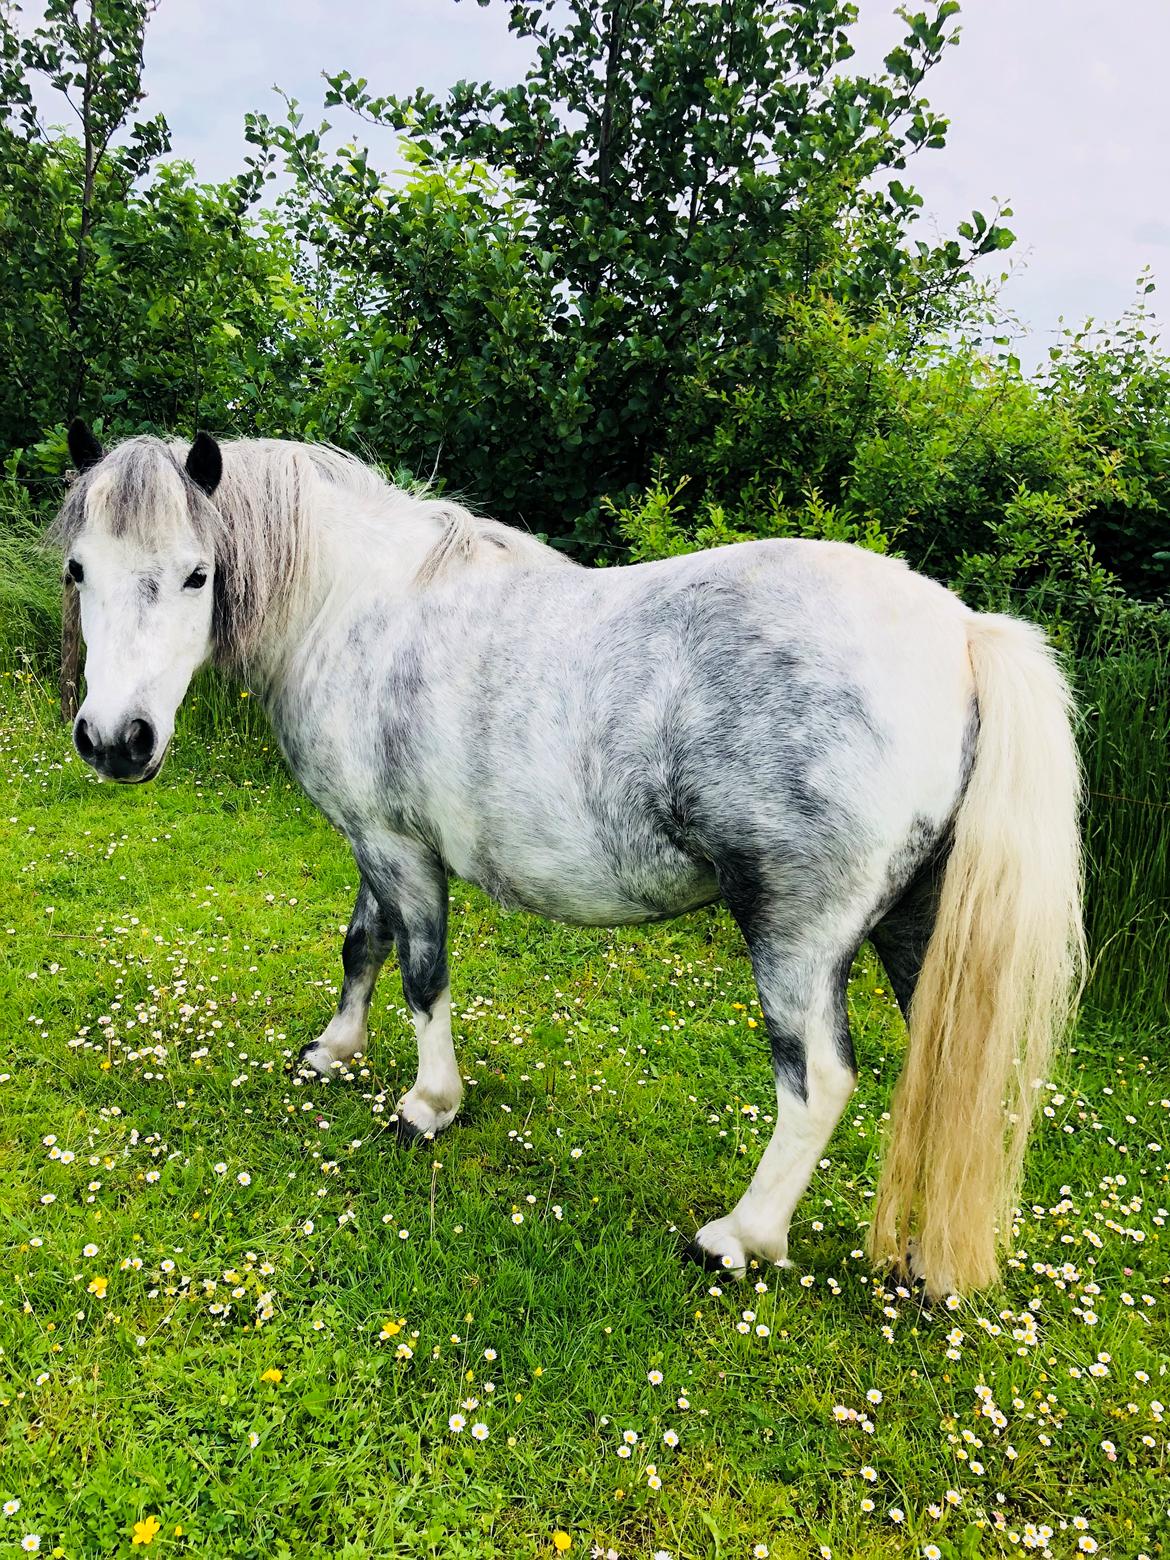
[74, 717, 95, 760]
[124, 718, 156, 764]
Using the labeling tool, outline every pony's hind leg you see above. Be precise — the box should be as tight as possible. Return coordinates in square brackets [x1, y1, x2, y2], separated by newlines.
[691, 926, 858, 1276]
[869, 850, 946, 1020]
[299, 878, 394, 1077]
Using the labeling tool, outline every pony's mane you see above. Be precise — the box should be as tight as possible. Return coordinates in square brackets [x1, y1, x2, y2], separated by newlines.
[50, 435, 569, 671]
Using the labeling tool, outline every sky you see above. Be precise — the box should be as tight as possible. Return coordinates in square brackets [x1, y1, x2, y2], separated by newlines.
[123, 0, 1170, 365]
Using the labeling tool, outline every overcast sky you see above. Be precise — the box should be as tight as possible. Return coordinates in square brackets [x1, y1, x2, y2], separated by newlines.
[134, 0, 1169, 368]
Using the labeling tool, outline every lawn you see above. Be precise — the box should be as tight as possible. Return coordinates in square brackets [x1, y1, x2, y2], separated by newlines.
[1, 669, 1166, 1560]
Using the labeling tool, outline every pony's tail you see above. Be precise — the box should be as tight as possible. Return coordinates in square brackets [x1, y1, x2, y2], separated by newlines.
[868, 612, 1086, 1297]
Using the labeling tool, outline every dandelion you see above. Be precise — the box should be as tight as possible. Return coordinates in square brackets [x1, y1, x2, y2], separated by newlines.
[131, 1515, 161, 1546]
[471, 1422, 488, 1441]
[260, 1368, 283, 1383]
[552, 1534, 572, 1553]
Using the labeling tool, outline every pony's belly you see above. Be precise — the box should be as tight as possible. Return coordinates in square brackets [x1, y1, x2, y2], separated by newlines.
[459, 850, 720, 928]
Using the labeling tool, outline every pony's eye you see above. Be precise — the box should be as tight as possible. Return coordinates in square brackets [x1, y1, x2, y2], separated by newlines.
[184, 568, 208, 590]
[67, 558, 84, 584]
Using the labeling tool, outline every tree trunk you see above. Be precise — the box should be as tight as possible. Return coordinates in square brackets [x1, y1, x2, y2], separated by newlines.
[60, 579, 82, 723]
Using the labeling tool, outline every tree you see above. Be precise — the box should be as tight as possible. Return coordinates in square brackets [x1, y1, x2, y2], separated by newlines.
[0, 1, 319, 715]
[0, 0, 169, 434]
[245, 0, 1013, 542]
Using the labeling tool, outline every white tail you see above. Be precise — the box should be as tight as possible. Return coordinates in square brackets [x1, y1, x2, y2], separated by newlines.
[868, 612, 1086, 1297]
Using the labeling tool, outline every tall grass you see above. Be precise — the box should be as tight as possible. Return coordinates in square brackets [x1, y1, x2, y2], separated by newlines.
[1078, 639, 1170, 1019]
[0, 483, 61, 668]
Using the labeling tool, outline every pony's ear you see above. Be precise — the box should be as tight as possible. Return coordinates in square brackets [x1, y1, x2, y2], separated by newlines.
[185, 431, 223, 497]
[67, 418, 103, 473]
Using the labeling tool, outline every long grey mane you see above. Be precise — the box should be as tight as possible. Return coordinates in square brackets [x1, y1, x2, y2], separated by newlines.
[51, 436, 568, 671]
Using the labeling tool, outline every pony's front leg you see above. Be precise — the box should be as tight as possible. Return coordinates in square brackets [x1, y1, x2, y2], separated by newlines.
[360, 839, 461, 1142]
[299, 878, 394, 1076]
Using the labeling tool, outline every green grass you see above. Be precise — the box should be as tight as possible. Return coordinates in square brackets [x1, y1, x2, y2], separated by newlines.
[0, 671, 1167, 1560]
[1079, 644, 1170, 1018]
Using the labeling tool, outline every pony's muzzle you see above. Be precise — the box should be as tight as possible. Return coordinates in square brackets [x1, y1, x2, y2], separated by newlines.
[74, 713, 161, 783]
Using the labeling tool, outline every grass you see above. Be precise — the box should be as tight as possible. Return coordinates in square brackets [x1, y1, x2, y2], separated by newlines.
[1078, 644, 1170, 1017]
[0, 670, 1167, 1560]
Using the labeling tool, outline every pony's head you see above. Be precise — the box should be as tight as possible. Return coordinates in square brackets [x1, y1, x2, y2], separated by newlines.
[53, 421, 223, 783]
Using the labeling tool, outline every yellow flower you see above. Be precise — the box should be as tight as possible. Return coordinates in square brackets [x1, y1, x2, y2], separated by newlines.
[87, 1276, 108, 1299]
[173, 1526, 185, 1537]
[131, 1515, 161, 1545]
[552, 1533, 572, 1553]
[260, 1368, 283, 1383]
[380, 1320, 402, 1338]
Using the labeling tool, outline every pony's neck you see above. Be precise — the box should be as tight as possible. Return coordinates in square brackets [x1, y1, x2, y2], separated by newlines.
[225, 456, 444, 696]
[212, 438, 565, 697]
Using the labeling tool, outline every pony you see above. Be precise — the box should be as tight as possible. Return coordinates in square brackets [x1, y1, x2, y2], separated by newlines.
[52, 420, 1085, 1297]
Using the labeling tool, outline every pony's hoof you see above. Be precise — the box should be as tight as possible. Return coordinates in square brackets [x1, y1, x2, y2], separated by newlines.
[898, 1238, 927, 1288]
[684, 1238, 739, 1274]
[686, 1222, 748, 1279]
[392, 1113, 436, 1147]
[293, 1042, 335, 1079]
